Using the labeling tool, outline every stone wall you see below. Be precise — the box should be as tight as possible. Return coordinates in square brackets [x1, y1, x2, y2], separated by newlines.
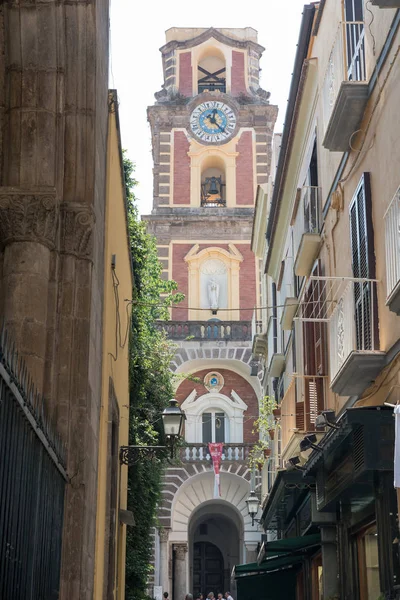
[0, 1, 110, 597]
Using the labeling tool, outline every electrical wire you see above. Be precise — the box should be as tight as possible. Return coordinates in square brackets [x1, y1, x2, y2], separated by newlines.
[132, 299, 304, 312]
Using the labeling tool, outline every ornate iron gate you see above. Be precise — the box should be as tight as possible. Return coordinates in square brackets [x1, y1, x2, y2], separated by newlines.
[0, 326, 67, 599]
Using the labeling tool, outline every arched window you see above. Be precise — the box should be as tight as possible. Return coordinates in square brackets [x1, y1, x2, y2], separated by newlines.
[181, 391, 248, 444]
[197, 48, 226, 94]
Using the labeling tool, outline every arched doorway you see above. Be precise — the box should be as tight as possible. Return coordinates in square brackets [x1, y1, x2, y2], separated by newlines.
[189, 502, 242, 597]
[193, 542, 224, 597]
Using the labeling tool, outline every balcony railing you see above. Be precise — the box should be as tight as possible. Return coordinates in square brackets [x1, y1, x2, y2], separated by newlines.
[322, 22, 368, 151]
[280, 376, 326, 456]
[156, 320, 252, 341]
[293, 187, 322, 277]
[384, 186, 400, 314]
[179, 443, 254, 462]
[297, 276, 385, 396]
[329, 279, 385, 394]
[267, 316, 285, 376]
[251, 309, 267, 356]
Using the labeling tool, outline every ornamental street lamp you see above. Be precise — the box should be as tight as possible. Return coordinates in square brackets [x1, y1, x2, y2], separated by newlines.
[246, 490, 261, 527]
[119, 399, 186, 466]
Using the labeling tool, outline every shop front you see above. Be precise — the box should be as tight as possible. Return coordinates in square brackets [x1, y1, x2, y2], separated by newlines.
[304, 406, 400, 600]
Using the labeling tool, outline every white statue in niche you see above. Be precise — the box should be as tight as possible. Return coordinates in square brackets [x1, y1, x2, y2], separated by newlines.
[208, 278, 220, 310]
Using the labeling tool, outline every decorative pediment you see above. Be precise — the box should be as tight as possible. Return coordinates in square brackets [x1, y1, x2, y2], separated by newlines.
[181, 389, 197, 409]
[161, 28, 265, 55]
[231, 390, 248, 410]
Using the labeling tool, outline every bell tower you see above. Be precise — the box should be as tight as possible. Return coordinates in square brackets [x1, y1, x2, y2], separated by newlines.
[145, 27, 277, 322]
[143, 27, 277, 598]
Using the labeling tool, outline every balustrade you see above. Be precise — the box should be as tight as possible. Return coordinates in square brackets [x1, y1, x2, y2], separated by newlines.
[179, 443, 254, 463]
[156, 320, 252, 341]
[321, 21, 367, 150]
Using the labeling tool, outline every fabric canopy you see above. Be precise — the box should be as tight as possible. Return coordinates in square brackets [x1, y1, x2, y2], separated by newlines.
[264, 533, 321, 555]
[234, 533, 321, 578]
[234, 553, 305, 576]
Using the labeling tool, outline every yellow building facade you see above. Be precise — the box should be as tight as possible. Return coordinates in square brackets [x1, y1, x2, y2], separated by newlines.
[94, 90, 133, 600]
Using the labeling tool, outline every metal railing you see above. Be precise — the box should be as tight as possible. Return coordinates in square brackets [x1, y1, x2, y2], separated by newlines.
[179, 442, 254, 462]
[156, 320, 252, 341]
[322, 21, 366, 135]
[0, 325, 67, 599]
[384, 185, 400, 301]
[198, 82, 226, 94]
[251, 309, 263, 339]
[329, 279, 378, 383]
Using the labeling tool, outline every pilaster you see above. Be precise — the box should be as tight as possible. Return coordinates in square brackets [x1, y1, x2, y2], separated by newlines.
[174, 543, 188, 600]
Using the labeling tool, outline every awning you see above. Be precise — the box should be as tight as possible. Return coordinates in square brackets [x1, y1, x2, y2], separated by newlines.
[264, 532, 321, 555]
[233, 533, 321, 578]
[234, 553, 305, 576]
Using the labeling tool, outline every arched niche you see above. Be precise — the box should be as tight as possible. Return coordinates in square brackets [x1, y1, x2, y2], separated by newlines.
[196, 46, 226, 94]
[201, 154, 226, 207]
[184, 244, 243, 321]
[188, 146, 239, 208]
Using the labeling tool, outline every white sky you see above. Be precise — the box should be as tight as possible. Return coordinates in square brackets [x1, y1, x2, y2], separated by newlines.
[110, 0, 308, 216]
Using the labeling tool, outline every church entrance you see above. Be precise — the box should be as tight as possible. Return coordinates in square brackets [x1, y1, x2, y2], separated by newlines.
[193, 541, 224, 598]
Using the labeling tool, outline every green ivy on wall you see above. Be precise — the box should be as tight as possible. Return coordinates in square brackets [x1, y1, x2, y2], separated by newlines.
[123, 154, 184, 600]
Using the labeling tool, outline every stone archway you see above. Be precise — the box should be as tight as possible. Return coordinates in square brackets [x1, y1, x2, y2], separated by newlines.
[189, 501, 242, 597]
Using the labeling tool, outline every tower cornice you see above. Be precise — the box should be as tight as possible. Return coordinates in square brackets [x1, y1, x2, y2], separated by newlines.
[160, 27, 265, 56]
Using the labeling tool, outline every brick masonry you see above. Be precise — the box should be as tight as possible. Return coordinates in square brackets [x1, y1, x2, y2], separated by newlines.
[179, 52, 192, 96]
[172, 243, 192, 320]
[236, 131, 254, 206]
[173, 131, 190, 204]
[176, 368, 258, 443]
[170, 242, 256, 320]
[231, 51, 247, 96]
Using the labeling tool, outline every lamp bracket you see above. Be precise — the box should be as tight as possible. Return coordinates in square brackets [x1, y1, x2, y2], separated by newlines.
[120, 445, 169, 466]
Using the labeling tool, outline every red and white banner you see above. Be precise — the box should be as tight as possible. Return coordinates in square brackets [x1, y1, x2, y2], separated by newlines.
[208, 442, 224, 498]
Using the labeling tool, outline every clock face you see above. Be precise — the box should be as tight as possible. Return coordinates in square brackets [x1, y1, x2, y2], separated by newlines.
[190, 101, 237, 143]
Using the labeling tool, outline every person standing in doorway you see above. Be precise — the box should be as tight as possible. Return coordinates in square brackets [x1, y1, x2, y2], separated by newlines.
[225, 591, 234, 600]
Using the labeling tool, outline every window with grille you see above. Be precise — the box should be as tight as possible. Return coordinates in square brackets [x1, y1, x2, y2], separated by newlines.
[349, 173, 377, 351]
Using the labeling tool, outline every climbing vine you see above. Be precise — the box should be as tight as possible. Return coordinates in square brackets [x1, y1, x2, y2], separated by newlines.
[124, 154, 183, 600]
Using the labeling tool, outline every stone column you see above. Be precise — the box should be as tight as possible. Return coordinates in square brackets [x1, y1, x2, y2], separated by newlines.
[174, 543, 188, 600]
[159, 528, 171, 594]
[0, 0, 62, 394]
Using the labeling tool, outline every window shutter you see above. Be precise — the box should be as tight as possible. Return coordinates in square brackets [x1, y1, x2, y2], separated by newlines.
[202, 413, 212, 443]
[349, 173, 377, 350]
[215, 412, 225, 443]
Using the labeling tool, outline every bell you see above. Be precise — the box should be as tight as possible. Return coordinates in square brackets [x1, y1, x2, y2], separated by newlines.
[207, 176, 220, 195]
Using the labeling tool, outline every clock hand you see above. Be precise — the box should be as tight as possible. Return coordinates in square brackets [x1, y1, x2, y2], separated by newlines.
[208, 108, 218, 124]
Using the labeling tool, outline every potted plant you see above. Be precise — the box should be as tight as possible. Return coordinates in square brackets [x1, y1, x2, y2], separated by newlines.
[252, 396, 278, 437]
[268, 428, 275, 441]
[248, 439, 271, 470]
[272, 406, 281, 419]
